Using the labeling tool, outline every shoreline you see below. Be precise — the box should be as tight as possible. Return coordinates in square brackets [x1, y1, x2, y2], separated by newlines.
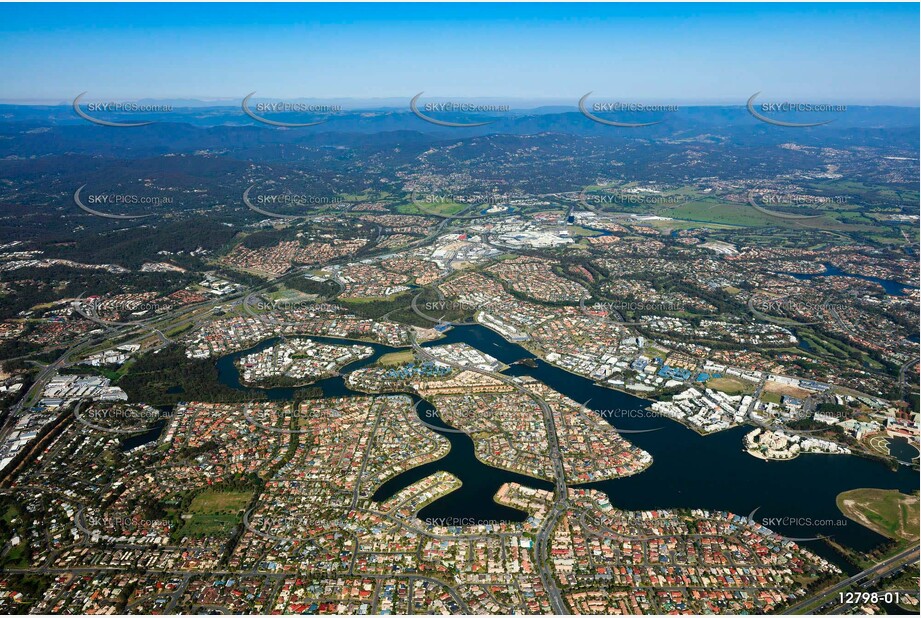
[745, 447, 799, 461]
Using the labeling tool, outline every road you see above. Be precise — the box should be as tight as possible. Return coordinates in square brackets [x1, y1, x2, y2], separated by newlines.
[1, 208, 437, 442]
[899, 356, 919, 401]
[781, 545, 920, 614]
[408, 331, 569, 614]
[6, 327, 115, 420]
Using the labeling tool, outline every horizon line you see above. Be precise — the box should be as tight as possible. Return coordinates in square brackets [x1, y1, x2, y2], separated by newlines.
[3, 97, 920, 109]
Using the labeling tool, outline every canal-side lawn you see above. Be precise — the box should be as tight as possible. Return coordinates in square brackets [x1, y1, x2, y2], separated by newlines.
[836, 488, 920, 542]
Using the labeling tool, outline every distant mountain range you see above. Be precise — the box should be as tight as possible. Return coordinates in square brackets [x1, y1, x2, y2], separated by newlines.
[1, 102, 918, 135]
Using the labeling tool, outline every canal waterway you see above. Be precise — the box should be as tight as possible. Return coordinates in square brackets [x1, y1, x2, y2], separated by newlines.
[781, 263, 913, 297]
[215, 324, 918, 568]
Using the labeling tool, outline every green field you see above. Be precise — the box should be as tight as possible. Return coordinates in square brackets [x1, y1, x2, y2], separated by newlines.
[707, 376, 757, 396]
[579, 181, 916, 241]
[396, 198, 469, 217]
[339, 190, 391, 201]
[267, 287, 315, 303]
[565, 224, 604, 237]
[174, 489, 253, 539]
[642, 345, 669, 359]
[377, 350, 416, 366]
[836, 489, 920, 542]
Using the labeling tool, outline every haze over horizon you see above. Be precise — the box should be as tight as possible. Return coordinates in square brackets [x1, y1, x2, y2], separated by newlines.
[4, 96, 921, 109]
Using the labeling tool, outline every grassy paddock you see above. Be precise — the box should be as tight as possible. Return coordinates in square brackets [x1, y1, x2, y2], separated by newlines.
[836, 488, 920, 542]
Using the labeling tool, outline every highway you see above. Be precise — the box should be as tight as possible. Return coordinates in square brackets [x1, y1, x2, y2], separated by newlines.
[781, 545, 920, 614]
[899, 356, 919, 401]
[1, 209, 428, 445]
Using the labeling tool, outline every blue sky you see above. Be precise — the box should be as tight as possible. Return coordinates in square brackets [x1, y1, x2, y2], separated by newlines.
[0, 2, 918, 105]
